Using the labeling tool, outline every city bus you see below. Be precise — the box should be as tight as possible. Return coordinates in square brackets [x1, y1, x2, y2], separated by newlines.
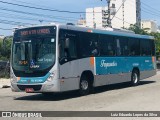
[10, 23, 156, 95]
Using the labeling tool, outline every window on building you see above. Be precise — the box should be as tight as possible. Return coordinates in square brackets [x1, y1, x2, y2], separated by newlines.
[112, 4, 115, 8]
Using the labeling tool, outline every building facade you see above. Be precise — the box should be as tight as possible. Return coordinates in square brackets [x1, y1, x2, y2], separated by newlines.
[0, 35, 4, 39]
[77, 19, 86, 27]
[85, 0, 141, 29]
[141, 20, 157, 33]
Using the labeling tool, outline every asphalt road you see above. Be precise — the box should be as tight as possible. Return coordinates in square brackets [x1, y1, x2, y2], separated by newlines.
[0, 72, 160, 120]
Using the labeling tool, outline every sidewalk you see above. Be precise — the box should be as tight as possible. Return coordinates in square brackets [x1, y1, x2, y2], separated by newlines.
[0, 78, 10, 88]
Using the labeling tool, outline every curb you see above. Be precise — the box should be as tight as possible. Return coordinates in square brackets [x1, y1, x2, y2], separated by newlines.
[2, 85, 10, 88]
[0, 78, 11, 89]
[0, 84, 10, 89]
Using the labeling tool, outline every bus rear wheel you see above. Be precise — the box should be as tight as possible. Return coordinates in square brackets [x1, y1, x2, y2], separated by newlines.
[131, 70, 140, 86]
[79, 75, 91, 96]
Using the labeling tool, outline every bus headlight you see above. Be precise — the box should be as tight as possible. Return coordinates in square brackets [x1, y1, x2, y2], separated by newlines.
[47, 72, 55, 82]
[10, 73, 18, 83]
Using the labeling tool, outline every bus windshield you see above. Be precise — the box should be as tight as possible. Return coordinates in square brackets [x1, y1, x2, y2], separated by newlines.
[12, 26, 56, 77]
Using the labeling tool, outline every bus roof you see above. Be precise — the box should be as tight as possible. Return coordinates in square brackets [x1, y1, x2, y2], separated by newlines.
[14, 23, 154, 40]
[58, 24, 154, 40]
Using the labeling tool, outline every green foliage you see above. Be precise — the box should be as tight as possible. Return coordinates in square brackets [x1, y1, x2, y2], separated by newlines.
[128, 24, 149, 35]
[0, 36, 12, 61]
[150, 32, 160, 55]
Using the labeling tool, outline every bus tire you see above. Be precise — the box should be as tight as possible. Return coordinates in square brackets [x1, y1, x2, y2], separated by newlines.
[79, 75, 91, 96]
[131, 70, 140, 86]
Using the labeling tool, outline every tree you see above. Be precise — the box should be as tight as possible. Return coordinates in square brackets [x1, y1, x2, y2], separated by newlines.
[128, 24, 149, 35]
[0, 36, 12, 61]
[150, 32, 160, 55]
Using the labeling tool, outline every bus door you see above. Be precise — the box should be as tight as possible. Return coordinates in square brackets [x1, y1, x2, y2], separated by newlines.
[59, 30, 79, 91]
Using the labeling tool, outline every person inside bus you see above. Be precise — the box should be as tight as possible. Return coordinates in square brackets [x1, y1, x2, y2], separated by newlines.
[107, 43, 114, 56]
[91, 42, 100, 56]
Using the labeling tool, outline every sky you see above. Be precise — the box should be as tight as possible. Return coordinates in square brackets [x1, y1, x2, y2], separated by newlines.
[0, 0, 159, 36]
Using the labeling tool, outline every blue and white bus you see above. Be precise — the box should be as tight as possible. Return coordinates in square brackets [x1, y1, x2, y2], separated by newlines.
[10, 24, 156, 95]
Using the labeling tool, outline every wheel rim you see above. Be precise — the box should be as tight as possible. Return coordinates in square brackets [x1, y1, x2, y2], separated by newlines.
[81, 80, 88, 90]
[133, 73, 138, 84]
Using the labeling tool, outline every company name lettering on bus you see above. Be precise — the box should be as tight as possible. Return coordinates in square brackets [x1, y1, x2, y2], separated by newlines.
[20, 29, 50, 36]
[133, 63, 139, 66]
[38, 58, 53, 62]
[20, 79, 43, 83]
[100, 60, 117, 69]
[30, 65, 40, 69]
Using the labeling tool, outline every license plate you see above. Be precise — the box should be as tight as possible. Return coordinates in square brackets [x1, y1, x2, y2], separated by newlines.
[25, 88, 34, 93]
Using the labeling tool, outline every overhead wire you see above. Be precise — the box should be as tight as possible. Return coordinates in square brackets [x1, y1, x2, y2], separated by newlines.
[0, 12, 52, 22]
[0, 7, 79, 23]
[0, 0, 87, 14]
[141, 1, 160, 14]
[0, 0, 159, 30]
[0, 27, 12, 30]
[13, 0, 83, 19]
[128, 0, 160, 19]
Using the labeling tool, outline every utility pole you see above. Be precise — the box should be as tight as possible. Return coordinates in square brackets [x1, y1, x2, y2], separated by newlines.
[101, 0, 112, 27]
[93, 8, 96, 29]
[122, 0, 125, 29]
[107, 0, 112, 27]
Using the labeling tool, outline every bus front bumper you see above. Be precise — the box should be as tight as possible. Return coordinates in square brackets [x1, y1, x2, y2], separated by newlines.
[11, 81, 60, 93]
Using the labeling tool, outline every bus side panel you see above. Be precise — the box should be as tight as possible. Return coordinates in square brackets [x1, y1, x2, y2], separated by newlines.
[94, 57, 131, 86]
[95, 73, 131, 87]
[140, 70, 156, 80]
[139, 56, 156, 80]
[59, 58, 94, 92]
[94, 56, 156, 86]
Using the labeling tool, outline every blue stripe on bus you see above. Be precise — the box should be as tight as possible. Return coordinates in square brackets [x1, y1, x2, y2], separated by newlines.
[95, 57, 154, 75]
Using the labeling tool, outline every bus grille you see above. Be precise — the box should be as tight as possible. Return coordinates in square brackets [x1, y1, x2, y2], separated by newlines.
[17, 85, 42, 91]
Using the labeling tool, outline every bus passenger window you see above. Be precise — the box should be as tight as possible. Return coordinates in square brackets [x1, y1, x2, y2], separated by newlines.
[129, 39, 140, 56]
[99, 35, 115, 56]
[108, 43, 114, 55]
[140, 39, 151, 56]
[79, 33, 99, 57]
[116, 39, 121, 56]
[118, 37, 129, 56]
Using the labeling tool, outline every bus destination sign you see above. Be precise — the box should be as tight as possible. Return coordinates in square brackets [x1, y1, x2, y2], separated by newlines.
[20, 28, 50, 36]
[21, 28, 50, 36]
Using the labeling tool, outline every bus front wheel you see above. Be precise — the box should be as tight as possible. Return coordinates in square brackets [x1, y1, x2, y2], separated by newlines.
[79, 75, 91, 96]
[131, 70, 140, 86]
